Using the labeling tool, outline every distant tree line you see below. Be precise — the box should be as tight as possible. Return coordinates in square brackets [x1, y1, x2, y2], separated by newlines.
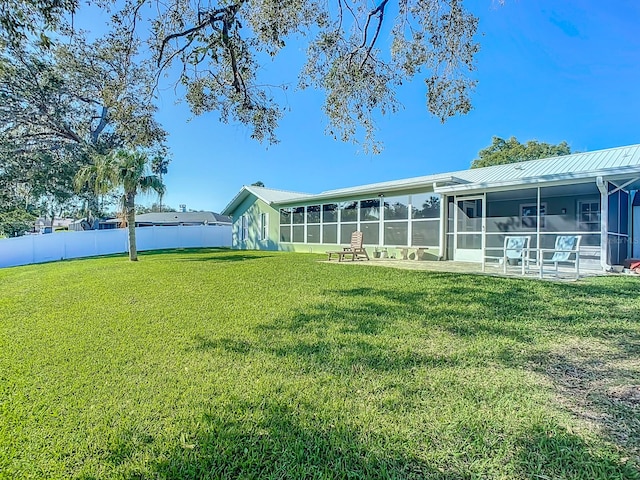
[471, 137, 571, 169]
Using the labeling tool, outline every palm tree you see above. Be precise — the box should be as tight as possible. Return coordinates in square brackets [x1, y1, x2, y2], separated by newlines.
[151, 154, 170, 212]
[75, 150, 165, 261]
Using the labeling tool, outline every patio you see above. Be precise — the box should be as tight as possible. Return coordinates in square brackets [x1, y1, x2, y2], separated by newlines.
[324, 257, 611, 281]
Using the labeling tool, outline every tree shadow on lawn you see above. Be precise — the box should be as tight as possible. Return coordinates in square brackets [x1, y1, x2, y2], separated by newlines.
[317, 275, 640, 464]
[114, 393, 635, 480]
[97, 396, 636, 479]
[179, 253, 277, 263]
[137, 248, 277, 263]
[192, 273, 640, 474]
[139, 398, 452, 480]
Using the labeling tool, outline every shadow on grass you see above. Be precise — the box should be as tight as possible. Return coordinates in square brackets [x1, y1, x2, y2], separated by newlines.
[515, 424, 638, 479]
[118, 399, 637, 480]
[182, 271, 639, 477]
[140, 397, 457, 480]
[180, 253, 277, 263]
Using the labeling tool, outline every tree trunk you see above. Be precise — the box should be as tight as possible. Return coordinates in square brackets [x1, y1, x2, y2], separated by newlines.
[125, 192, 138, 261]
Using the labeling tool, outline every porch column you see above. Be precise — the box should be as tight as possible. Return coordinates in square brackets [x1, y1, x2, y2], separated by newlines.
[481, 192, 487, 272]
[439, 194, 446, 260]
[596, 177, 608, 270]
[536, 187, 541, 264]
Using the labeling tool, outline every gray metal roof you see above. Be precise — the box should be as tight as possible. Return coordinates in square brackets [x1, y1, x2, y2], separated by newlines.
[104, 212, 231, 225]
[221, 185, 308, 215]
[222, 143, 640, 213]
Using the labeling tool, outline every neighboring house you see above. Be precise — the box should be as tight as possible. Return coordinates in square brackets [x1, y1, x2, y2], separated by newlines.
[34, 217, 74, 234]
[222, 143, 640, 270]
[101, 211, 231, 228]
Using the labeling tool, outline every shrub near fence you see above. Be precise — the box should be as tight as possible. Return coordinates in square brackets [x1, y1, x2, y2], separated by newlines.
[0, 225, 232, 268]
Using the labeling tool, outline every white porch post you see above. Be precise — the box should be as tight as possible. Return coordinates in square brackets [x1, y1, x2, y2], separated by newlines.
[536, 186, 541, 265]
[596, 177, 609, 270]
[481, 192, 487, 272]
[453, 195, 458, 258]
[439, 194, 446, 260]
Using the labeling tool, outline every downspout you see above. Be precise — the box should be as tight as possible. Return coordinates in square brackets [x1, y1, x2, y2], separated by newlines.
[596, 176, 609, 271]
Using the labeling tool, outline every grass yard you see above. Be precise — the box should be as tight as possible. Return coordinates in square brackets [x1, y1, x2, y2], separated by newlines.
[0, 249, 639, 479]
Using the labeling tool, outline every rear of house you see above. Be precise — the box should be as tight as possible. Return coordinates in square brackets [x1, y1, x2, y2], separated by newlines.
[222, 144, 640, 271]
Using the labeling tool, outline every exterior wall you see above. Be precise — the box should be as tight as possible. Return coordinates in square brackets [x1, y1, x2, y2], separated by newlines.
[228, 179, 624, 268]
[230, 196, 281, 250]
[228, 189, 442, 259]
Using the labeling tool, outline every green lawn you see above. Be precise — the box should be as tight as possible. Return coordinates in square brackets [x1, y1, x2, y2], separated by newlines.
[0, 249, 638, 479]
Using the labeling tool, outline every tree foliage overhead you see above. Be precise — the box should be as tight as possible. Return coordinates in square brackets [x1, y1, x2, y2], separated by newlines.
[154, 0, 479, 152]
[0, 24, 167, 226]
[471, 136, 572, 169]
[2, 0, 481, 153]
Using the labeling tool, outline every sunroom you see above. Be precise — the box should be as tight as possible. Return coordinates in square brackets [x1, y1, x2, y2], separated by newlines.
[277, 191, 443, 259]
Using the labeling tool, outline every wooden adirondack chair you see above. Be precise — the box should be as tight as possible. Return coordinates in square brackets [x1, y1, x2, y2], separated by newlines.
[327, 231, 370, 262]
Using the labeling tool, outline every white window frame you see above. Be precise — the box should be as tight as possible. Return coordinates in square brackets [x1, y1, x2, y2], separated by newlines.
[241, 214, 248, 242]
[260, 212, 268, 241]
[520, 202, 546, 229]
[577, 200, 600, 232]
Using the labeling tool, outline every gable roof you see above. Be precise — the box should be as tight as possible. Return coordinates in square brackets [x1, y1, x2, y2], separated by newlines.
[222, 143, 640, 214]
[221, 185, 307, 216]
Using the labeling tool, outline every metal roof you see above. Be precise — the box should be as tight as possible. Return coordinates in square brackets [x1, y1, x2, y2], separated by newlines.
[221, 185, 309, 215]
[222, 143, 640, 213]
[104, 212, 231, 224]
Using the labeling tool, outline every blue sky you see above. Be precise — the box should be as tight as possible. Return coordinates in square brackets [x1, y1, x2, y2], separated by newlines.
[144, 1, 640, 212]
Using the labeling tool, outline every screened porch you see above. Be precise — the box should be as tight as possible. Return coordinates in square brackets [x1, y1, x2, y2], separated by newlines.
[443, 181, 631, 272]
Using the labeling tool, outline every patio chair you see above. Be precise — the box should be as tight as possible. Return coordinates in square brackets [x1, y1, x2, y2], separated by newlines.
[538, 235, 582, 279]
[327, 231, 370, 262]
[503, 235, 531, 275]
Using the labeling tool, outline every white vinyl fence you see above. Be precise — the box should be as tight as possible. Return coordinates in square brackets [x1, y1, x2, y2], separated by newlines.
[0, 225, 232, 268]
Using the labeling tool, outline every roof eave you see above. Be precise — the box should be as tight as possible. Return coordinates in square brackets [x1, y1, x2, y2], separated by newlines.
[434, 165, 640, 195]
[274, 176, 467, 206]
[221, 186, 265, 216]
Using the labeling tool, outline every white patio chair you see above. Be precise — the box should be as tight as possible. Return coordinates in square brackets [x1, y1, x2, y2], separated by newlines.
[503, 236, 531, 275]
[539, 235, 582, 279]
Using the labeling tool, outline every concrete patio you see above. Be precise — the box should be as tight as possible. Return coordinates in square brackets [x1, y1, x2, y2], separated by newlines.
[323, 257, 612, 281]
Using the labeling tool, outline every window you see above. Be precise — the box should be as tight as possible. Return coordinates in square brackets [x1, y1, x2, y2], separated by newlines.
[323, 224, 337, 243]
[292, 207, 305, 224]
[322, 203, 338, 244]
[578, 200, 600, 232]
[412, 220, 440, 246]
[384, 222, 408, 246]
[360, 199, 380, 221]
[520, 203, 546, 229]
[241, 214, 248, 242]
[260, 213, 268, 241]
[306, 205, 320, 223]
[384, 196, 409, 220]
[411, 194, 440, 219]
[307, 225, 320, 243]
[339, 201, 358, 222]
[410, 194, 441, 247]
[323, 204, 338, 223]
[279, 208, 292, 242]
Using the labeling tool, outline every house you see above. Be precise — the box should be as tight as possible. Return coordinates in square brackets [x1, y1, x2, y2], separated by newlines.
[34, 217, 74, 234]
[221, 144, 640, 270]
[101, 211, 231, 228]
